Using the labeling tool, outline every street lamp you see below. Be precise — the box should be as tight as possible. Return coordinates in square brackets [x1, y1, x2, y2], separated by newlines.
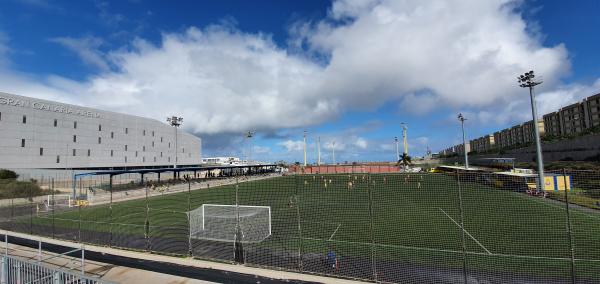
[245, 131, 255, 165]
[457, 113, 469, 169]
[167, 116, 183, 169]
[518, 70, 545, 191]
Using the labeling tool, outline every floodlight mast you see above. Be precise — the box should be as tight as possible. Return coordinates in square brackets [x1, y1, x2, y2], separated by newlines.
[518, 70, 545, 191]
[317, 136, 321, 166]
[167, 116, 183, 169]
[246, 131, 255, 165]
[303, 130, 307, 167]
[394, 136, 399, 162]
[458, 113, 469, 169]
[332, 141, 336, 165]
[401, 123, 408, 156]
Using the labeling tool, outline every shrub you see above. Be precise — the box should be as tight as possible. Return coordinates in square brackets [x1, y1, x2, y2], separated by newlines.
[0, 169, 18, 180]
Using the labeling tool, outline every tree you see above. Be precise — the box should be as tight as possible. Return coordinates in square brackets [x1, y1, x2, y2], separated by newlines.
[397, 153, 412, 169]
[0, 169, 18, 180]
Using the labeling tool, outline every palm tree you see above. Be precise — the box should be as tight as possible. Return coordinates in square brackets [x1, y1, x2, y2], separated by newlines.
[397, 153, 412, 170]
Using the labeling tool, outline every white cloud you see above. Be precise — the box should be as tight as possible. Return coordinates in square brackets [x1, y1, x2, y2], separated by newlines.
[49, 36, 109, 71]
[278, 140, 305, 152]
[300, 0, 569, 111]
[253, 145, 271, 154]
[354, 137, 368, 149]
[0, 0, 583, 141]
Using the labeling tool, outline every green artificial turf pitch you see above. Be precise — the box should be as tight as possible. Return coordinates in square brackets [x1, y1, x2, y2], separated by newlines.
[30, 173, 600, 280]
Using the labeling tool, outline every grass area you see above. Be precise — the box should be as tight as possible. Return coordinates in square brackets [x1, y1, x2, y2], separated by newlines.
[27, 173, 600, 281]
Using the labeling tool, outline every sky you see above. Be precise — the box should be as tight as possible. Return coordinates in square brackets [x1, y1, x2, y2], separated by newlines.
[0, 0, 599, 163]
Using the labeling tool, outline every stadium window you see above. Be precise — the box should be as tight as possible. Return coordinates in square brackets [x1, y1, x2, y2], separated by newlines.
[168, 157, 170, 162]
[125, 127, 128, 134]
[143, 157, 145, 162]
[111, 150, 114, 157]
[40, 148, 43, 156]
[73, 135, 77, 143]
[98, 137, 101, 144]
[125, 145, 128, 151]
[160, 137, 163, 142]
[56, 156, 60, 163]
[143, 130, 146, 136]
[72, 149, 76, 156]
[160, 152, 163, 157]
[74, 121, 77, 129]
[168, 142, 171, 148]
[153, 157, 156, 162]
[152, 131, 155, 137]
[21, 139, 25, 147]
[183, 148, 185, 153]
[22, 115, 26, 124]
[53, 119, 57, 127]
[0, 112, 2, 121]
[99, 124, 102, 131]
[152, 141, 154, 147]
[135, 151, 138, 157]
[189, 153, 191, 158]
[125, 156, 128, 163]
[87, 149, 91, 156]
[143, 146, 145, 152]
[111, 132, 114, 139]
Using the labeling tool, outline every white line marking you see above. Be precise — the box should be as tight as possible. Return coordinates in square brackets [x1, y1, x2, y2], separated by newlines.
[299, 237, 600, 263]
[438, 208, 492, 255]
[511, 192, 600, 221]
[329, 224, 341, 241]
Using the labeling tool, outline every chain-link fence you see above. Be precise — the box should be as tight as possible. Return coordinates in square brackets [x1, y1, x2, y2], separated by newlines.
[1, 168, 600, 283]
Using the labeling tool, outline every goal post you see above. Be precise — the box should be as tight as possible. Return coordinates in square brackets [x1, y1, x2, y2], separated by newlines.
[46, 194, 73, 208]
[189, 204, 271, 243]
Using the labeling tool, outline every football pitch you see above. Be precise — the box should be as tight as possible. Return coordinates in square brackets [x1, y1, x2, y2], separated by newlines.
[27, 173, 600, 282]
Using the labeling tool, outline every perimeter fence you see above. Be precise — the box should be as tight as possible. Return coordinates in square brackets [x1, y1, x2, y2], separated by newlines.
[1, 168, 600, 283]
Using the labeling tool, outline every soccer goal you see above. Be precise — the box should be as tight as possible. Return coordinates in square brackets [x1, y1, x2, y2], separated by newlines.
[188, 204, 271, 243]
[43, 194, 74, 211]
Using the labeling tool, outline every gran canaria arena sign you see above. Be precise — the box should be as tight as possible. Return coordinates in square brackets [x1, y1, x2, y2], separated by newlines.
[0, 95, 101, 118]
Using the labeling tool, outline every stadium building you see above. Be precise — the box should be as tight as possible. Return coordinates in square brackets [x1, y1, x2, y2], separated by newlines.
[0, 92, 202, 173]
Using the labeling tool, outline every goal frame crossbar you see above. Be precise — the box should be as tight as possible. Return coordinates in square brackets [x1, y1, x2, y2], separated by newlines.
[190, 204, 272, 243]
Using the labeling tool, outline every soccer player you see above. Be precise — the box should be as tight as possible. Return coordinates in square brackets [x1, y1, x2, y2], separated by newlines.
[327, 248, 338, 271]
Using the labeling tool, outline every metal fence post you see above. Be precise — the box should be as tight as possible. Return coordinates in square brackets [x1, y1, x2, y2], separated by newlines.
[295, 175, 303, 271]
[562, 169, 576, 284]
[51, 178, 55, 239]
[109, 174, 113, 247]
[145, 183, 150, 251]
[456, 170, 468, 284]
[0, 255, 5, 284]
[367, 173, 377, 281]
[187, 178, 193, 257]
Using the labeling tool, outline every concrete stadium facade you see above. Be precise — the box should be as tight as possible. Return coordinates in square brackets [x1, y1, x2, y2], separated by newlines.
[0, 92, 202, 170]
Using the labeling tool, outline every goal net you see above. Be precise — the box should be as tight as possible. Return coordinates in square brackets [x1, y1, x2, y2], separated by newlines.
[189, 204, 271, 243]
[42, 195, 73, 211]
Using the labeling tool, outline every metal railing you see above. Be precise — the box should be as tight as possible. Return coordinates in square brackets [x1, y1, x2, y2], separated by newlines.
[1, 255, 110, 284]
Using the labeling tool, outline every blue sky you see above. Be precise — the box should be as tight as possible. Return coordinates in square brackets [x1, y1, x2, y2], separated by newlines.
[0, 0, 599, 163]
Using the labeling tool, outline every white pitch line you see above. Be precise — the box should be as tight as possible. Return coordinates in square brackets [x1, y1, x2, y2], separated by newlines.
[328, 224, 341, 241]
[511, 192, 600, 222]
[438, 208, 492, 255]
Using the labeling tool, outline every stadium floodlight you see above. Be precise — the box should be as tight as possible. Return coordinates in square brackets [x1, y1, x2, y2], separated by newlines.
[395, 136, 399, 162]
[167, 116, 183, 169]
[457, 113, 469, 169]
[245, 131, 255, 165]
[303, 130, 307, 167]
[401, 123, 408, 156]
[518, 70, 545, 191]
[332, 140, 336, 165]
[188, 204, 271, 243]
[317, 136, 321, 166]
